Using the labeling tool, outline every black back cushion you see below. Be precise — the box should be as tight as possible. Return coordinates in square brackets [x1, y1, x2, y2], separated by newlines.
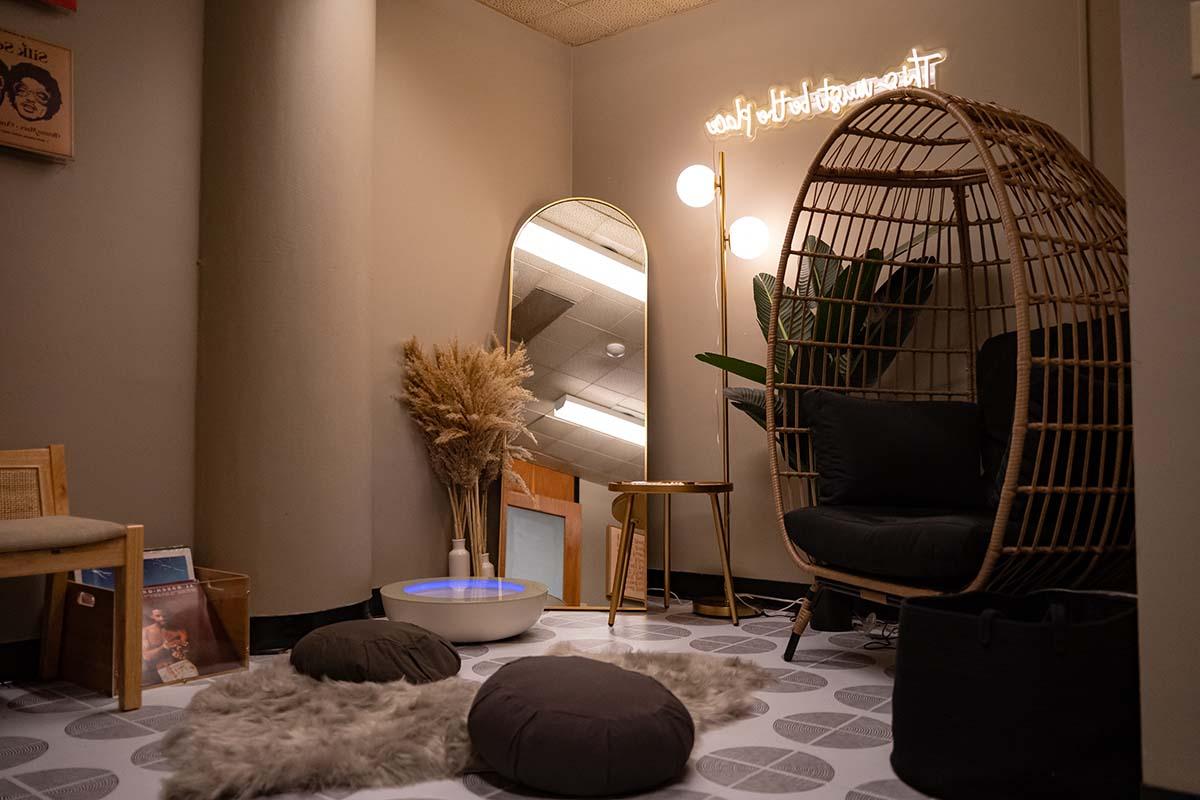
[802, 389, 988, 509]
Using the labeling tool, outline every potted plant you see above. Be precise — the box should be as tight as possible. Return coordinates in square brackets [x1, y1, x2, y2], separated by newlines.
[398, 336, 534, 576]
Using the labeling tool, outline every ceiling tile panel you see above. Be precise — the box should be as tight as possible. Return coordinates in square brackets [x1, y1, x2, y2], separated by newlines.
[476, 0, 715, 46]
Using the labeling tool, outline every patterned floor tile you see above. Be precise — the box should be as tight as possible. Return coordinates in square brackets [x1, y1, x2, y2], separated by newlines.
[0, 601, 911, 799]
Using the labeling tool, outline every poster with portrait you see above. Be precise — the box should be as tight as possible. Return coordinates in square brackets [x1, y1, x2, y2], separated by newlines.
[0, 28, 73, 160]
[140, 582, 241, 687]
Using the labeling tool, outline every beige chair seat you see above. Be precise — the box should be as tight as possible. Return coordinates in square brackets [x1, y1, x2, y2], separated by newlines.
[0, 515, 128, 553]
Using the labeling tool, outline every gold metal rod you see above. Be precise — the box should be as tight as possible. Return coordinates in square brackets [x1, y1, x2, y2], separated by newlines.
[717, 152, 733, 563]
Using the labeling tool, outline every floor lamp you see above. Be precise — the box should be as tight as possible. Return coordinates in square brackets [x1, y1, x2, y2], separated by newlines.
[676, 152, 769, 618]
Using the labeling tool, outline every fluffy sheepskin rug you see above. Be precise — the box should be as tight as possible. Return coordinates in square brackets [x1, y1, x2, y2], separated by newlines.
[160, 644, 770, 800]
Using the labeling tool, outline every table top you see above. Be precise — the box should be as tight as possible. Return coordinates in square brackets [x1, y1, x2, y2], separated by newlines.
[608, 480, 733, 495]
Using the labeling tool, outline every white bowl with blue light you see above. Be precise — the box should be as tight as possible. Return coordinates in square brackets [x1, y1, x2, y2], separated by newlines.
[379, 577, 549, 643]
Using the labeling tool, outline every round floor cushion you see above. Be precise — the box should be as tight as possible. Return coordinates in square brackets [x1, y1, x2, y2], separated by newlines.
[290, 619, 460, 684]
[468, 655, 694, 796]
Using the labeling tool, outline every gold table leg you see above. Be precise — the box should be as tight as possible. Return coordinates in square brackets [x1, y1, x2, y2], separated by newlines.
[608, 493, 637, 626]
[708, 493, 738, 626]
[663, 495, 671, 609]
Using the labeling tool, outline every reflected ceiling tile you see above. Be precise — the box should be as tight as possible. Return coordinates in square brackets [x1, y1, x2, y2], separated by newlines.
[558, 351, 616, 384]
[529, 415, 577, 440]
[537, 273, 591, 304]
[525, 336, 578, 371]
[572, 0, 668, 30]
[612, 312, 645, 345]
[544, 438, 590, 463]
[577, 383, 625, 409]
[616, 397, 645, 416]
[567, 292, 633, 331]
[540, 316, 600, 350]
[596, 366, 643, 396]
[531, 369, 589, 400]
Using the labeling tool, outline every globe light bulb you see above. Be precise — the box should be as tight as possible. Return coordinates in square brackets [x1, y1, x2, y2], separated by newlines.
[729, 216, 770, 260]
[676, 164, 716, 208]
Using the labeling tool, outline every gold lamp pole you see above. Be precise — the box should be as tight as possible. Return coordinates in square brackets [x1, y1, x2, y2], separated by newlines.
[678, 152, 767, 620]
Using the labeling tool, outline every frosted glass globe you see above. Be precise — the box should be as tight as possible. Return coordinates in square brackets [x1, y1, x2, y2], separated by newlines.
[676, 164, 716, 208]
[729, 216, 770, 260]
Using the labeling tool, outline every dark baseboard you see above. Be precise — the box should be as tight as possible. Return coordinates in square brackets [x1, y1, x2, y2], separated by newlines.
[1144, 785, 1200, 799]
[0, 639, 39, 682]
[250, 599, 371, 654]
[646, 568, 809, 603]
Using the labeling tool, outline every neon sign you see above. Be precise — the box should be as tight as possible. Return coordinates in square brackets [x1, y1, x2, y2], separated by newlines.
[704, 48, 947, 141]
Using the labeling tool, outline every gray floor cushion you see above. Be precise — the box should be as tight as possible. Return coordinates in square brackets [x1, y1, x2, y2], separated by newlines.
[290, 619, 460, 683]
[468, 655, 694, 797]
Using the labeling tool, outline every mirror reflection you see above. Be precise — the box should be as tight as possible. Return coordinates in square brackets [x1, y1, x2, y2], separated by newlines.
[502, 198, 648, 609]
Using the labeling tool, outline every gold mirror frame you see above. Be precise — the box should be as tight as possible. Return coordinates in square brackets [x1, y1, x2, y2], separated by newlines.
[504, 197, 649, 612]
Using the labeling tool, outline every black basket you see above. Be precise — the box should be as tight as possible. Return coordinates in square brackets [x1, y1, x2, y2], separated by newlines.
[891, 591, 1139, 799]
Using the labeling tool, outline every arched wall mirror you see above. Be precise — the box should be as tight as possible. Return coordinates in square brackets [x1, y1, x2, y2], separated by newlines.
[503, 198, 648, 610]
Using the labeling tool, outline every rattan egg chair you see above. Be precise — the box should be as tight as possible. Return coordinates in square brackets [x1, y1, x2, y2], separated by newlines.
[765, 89, 1134, 661]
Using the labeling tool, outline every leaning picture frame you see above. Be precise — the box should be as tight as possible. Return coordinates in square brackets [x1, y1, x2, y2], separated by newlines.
[74, 546, 195, 591]
[0, 28, 74, 160]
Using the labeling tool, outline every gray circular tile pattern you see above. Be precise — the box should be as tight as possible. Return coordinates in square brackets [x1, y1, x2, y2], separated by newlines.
[696, 746, 835, 793]
[740, 618, 796, 638]
[612, 623, 692, 642]
[689, 635, 776, 654]
[835, 685, 893, 714]
[131, 738, 172, 771]
[0, 737, 48, 770]
[65, 705, 184, 740]
[471, 655, 525, 677]
[773, 712, 892, 749]
[5, 768, 119, 799]
[787, 648, 875, 670]
[759, 667, 828, 694]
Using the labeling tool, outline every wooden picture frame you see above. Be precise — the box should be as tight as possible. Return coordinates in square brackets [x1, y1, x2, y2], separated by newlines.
[498, 490, 581, 607]
[0, 28, 75, 160]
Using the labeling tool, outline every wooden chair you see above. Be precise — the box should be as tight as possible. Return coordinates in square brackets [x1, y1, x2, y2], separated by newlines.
[0, 445, 143, 710]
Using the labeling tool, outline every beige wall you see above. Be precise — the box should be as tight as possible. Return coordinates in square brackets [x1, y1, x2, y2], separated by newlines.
[1121, 1, 1200, 793]
[370, 0, 572, 586]
[570, 0, 1125, 583]
[0, 0, 203, 641]
[196, 0, 376, 616]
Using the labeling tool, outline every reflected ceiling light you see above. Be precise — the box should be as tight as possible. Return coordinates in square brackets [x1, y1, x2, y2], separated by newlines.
[729, 215, 770, 260]
[676, 164, 716, 208]
[514, 221, 646, 303]
[553, 395, 645, 447]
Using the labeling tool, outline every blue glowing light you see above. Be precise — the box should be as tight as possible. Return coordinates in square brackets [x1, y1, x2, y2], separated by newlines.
[403, 578, 526, 600]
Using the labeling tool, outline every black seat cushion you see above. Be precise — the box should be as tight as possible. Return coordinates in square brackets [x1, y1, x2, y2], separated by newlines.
[290, 619, 460, 684]
[468, 655, 694, 797]
[784, 505, 994, 583]
[801, 389, 989, 509]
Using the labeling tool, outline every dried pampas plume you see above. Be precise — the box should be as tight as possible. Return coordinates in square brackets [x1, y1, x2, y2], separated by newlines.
[398, 336, 535, 573]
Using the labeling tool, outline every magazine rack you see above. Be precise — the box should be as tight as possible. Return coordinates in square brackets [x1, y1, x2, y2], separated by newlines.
[60, 566, 249, 696]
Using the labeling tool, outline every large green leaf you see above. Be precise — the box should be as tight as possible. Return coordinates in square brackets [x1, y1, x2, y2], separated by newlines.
[752, 273, 811, 378]
[694, 352, 769, 384]
[724, 387, 769, 431]
[813, 247, 884, 346]
[846, 255, 938, 384]
[801, 236, 841, 298]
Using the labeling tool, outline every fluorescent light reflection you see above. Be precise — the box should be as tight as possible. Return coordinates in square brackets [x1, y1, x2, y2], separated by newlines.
[553, 395, 646, 447]
[515, 221, 647, 303]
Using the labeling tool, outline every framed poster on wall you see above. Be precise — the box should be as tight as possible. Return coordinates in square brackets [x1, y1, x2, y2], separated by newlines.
[0, 28, 73, 160]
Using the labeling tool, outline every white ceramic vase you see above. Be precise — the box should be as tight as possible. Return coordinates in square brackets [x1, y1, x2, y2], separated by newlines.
[448, 538, 471, 578]
[480, 553, 495, 578]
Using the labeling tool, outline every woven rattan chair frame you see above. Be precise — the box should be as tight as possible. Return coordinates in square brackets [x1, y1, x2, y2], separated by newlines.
[765, 90, 1133, 654]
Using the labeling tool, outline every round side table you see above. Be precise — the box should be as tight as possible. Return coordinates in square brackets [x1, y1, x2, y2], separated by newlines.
[606, 481, 739, 626]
